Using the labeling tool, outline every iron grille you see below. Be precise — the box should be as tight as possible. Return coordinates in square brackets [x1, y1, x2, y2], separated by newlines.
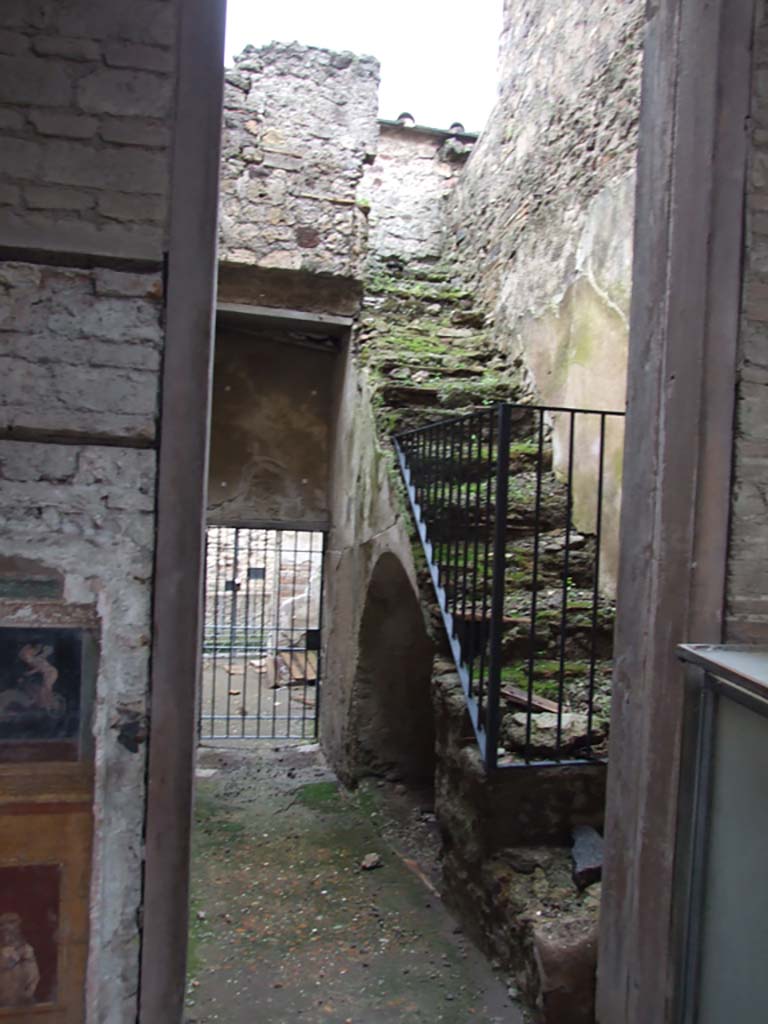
[199, 526, 325, 741]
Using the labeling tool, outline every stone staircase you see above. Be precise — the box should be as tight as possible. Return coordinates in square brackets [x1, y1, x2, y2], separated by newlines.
[361, 264, 610, 1024]
[357, 258, 517, 433]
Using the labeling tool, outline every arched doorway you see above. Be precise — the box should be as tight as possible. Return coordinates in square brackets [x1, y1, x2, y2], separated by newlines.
[349, 552, 435, 782]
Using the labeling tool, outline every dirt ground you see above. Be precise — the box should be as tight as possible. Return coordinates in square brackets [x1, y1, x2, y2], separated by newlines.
[185, 742, 524, 1024]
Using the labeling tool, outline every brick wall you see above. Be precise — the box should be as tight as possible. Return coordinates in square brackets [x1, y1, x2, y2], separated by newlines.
[727, 0, 768, 641]
[0, 0, 175, 261]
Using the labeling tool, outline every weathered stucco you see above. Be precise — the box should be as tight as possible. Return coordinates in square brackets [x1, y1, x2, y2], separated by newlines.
[321, 340, 432, 783]
[208, 327, 335, 528]
[219, 42, 379, 278]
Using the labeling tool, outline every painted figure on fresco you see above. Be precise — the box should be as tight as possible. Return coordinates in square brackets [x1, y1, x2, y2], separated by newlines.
[0, 912, 40, 1007]
[0, 644, 64, 716]
[0, 635, 77, 743]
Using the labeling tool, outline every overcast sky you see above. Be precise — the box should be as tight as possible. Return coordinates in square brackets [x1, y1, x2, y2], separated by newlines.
[224, 0, 503, 133]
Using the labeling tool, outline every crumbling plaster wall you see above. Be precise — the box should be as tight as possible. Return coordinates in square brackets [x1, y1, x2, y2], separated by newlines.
[446, 0, 644, 589]
[219, 42, 379, 278]
[728, 3, 768, 642]
[0, 2, 182, 1021]
[207, 328, 335, 528]
[321, 341, 432, 783]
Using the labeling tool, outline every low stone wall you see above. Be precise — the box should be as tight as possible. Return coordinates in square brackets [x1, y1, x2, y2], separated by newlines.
[432, 666, 605, 1023]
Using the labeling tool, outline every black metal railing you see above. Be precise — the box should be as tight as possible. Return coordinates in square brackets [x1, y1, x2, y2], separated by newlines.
[394, 402, 625, 770]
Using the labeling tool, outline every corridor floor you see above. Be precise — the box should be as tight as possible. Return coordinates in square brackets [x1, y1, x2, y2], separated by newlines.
[185, 743, 525, 1024]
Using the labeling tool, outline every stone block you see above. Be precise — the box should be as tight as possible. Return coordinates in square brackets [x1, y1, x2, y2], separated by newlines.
[571, 825, 603, 889]
[743, 280, 768, 322]
[93, 268, 163, 299]
[24, 185, 95, 211]
[0, 54, 72, 107]
[40, 139, 168, 195]
[3, 138, 40, 179]
[0, 206, 164, 261]
[99, 116, 169, 149]
[53, 2, 176, 47]
[29, 109, 99, 139]
[0, 1, 53, 30]
[97, 191, 165, 224]
[533, 915, 598, 1024]
[104, 41, 173, 73]
[31, 35, 101, 61]
[77, 67, 172, 118]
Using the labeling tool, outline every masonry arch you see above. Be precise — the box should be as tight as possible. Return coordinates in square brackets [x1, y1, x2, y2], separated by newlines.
[349, 552, 435, 782]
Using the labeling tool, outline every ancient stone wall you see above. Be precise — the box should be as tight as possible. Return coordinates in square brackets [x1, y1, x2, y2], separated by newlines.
[219, 42, 379, 279]
[445, 0, 644, 591]
[447, 0, 643, 356]
[0, 3, 185, 1021]
[360, 123, 473, 272]
[727, 3, 768, 642]
[215, 42, 434, 784]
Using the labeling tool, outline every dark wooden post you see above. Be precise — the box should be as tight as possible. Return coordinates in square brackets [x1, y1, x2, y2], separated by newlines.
[597, 1, 756, 1021]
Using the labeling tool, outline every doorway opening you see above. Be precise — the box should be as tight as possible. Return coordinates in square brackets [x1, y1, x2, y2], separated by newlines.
[199, 526, 325, 742]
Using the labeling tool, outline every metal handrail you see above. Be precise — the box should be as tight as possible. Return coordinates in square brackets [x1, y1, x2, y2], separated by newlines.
[394, 401, 625, 771]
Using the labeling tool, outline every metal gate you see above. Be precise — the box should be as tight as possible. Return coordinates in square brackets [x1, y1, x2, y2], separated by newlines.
[199, 526, 325, 740]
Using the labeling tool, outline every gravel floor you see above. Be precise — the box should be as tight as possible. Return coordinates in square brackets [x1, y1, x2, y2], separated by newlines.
[185, 742, 524, 1024]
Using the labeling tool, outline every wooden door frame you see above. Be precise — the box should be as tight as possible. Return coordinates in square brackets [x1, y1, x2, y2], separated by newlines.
[138, 0, 226, 1020]
[596, 0, 756, 1020]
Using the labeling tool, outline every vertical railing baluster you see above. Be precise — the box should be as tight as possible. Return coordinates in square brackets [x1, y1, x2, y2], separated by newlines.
[477, 409, 496, 713]
[241, 528, 253, 738]
[458, 416, 473, 653]
[198, 529, 209, 742]
[210, 526, 223, 738]
[486, 403, 511, 772]
[525, 409, 546, 764]
[445, 425, 456, 618]
[587, 414, 607, 754]
[438, 424, 449, 578]
[314, 531, 327, 740]
[256, 530, 268, 734]
[226, 528, 240, 738]
[556, 412, 576, 761]
[467, 418, 484, 697]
